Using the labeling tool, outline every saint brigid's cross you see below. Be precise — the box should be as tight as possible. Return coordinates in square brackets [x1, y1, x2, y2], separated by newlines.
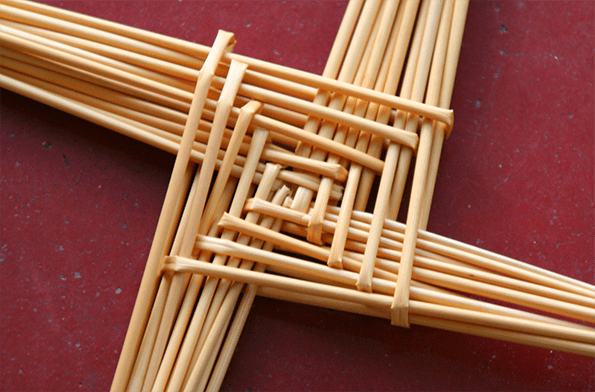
[1, 1, 593, 391]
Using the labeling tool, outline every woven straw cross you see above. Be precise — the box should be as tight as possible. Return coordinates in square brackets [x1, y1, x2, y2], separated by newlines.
[1, 1, 593, 391]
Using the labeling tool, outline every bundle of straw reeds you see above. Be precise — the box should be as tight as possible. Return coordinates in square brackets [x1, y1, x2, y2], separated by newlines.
[1, 1, 593, 391]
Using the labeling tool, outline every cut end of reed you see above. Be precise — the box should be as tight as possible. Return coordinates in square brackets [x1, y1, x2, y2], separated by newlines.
[306, 219, 324, 246]
[327, 248, 343, 269]
[443, 109, 454, 137]
[390, 309, 410, 328]
[327, 254, 344, 270]
[355, 277, 373, 293]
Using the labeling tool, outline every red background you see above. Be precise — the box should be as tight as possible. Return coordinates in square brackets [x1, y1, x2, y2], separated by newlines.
[1, 1, 593, 391]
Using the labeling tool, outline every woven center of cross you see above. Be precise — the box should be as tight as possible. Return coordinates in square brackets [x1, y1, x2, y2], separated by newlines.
[1, 0, 593, 391]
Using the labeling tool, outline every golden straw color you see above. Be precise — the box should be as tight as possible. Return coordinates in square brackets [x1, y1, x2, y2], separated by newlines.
[2, 1, 594, 391]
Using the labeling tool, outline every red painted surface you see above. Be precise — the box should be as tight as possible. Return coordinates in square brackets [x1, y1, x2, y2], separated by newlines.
[1, 1, 593, 391]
